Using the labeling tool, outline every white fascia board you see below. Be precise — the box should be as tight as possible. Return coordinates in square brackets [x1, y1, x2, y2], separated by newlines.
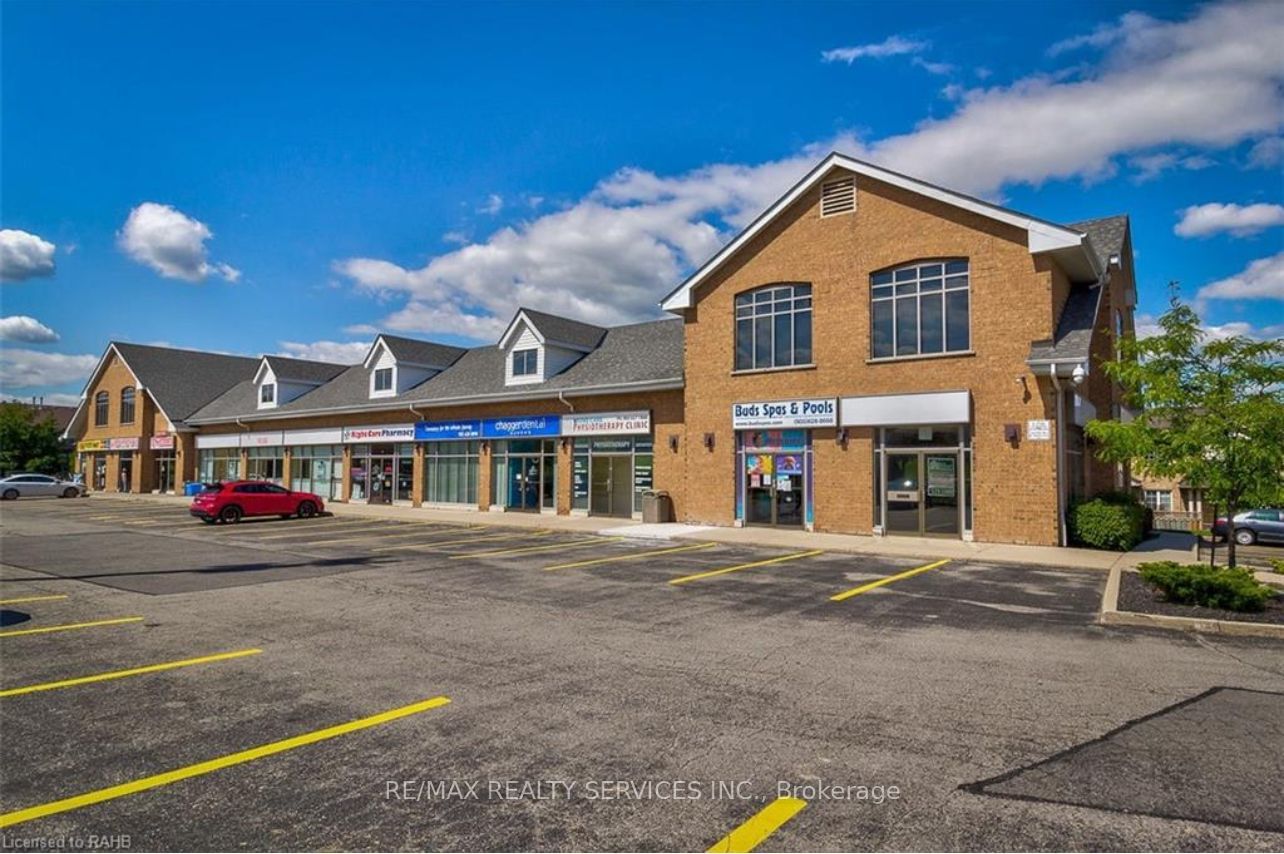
[498, 311, 545, 350]
[362, 337, 391, 370]
[661, 152, 1090, 313]
[252, 359, 273, 385]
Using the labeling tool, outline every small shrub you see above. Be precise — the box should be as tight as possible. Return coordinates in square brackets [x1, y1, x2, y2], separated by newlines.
[1270, 558, 1284, 575]
[1138, 561, 1275, 612]
[1070, 494, 1147, 551]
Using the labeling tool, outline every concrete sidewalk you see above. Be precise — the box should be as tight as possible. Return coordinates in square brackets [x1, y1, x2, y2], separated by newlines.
[88, 491, 1195, 571]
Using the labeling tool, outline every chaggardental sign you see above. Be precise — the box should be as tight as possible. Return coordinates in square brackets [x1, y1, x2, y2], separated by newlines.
[731, 398, 837, 429]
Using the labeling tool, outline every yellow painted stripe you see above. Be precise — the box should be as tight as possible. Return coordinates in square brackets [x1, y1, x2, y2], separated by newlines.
[707, 797, 807, 853]
[545, 541, 717, 570]
[0, 649, 262, 698]
[246, 518, 399, 540]
[0, 617, 144, 638]
[669, 550, 823, 586]
[0, 594, 68, 606]
[829, 559, 950, 602]
[454, 536, 621, 560]
[0, 695, 451, 828]
[375, 529, 550, 553]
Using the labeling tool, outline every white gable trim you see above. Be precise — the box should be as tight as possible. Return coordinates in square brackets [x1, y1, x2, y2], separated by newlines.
[660, 152, 1098, 312]
[498, 311, 545, 350]
[62, 343, 178, 439]
[363, 337, 393, 370]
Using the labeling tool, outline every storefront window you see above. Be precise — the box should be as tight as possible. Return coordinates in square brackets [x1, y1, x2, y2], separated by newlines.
[424, 441, 479, 505]
[154, 451, 176, 493]
[737, 430, 810, 528]
[875, 425, 972, 538]
[571, 436, 652, 517]
[491, 439, 556, 512]
[246, 446, 284, 484]
[291, 445, 343, 500]
[198, 448, 241, 483]
[350, 443, 413, 504]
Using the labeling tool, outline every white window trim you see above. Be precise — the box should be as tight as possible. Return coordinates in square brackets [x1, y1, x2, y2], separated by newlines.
[371, 365, 396, 398]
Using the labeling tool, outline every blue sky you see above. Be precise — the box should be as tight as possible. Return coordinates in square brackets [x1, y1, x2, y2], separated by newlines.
[2, 0, 1281, 405]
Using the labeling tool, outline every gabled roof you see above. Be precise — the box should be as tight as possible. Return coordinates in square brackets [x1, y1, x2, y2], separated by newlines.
[1070, 215, 1130, 271]
[377, 334, 467, 368]
[260, 355, 347, 385]
[187, 318, 682, 424]
[661, 151, 1102, 312]
[498, 308, 607, 352]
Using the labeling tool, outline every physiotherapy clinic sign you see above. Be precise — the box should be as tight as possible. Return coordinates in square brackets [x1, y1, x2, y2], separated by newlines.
[731, 398, 837, 430]
[562, 410, 651, 436]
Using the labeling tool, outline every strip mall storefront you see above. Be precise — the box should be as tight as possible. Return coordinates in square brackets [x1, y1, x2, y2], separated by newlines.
[731, 398, 833, 530]
[76, 437, 139, 492]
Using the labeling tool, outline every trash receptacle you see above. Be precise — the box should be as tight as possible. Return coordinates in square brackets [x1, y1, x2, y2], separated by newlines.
[641, 490, 673, 524]
[183, 482, 204, 497]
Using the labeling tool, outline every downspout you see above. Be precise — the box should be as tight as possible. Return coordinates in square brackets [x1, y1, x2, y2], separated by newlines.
[557, 391, 575, 413]
[1050, 372, 1067, 547]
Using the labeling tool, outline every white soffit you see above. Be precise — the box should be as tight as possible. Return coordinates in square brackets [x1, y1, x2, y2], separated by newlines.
[841, 390, 971, 427]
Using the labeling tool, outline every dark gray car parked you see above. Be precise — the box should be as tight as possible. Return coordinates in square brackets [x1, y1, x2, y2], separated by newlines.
[1213, 509, 1284, 546]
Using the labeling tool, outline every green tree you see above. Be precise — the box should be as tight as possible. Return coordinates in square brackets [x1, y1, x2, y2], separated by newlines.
[1086, 293, 1284, 567]
[0, 403, 68, 476]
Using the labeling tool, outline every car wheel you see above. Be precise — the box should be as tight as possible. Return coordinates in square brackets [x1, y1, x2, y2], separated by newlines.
[219, 505, 243, 524]
[1234, 528, 1257, 546]
[297, 500, 317, 519]
[62, 487, 78, 498]
[1, 489, 17, 501]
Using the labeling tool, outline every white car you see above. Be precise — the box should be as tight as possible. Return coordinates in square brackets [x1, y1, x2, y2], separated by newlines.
[0, 473, 87, 500]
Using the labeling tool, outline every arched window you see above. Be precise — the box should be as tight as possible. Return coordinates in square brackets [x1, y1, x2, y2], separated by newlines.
[94, 391, 110, 426]
[870, 259, 970, 359]
[119, 387, 136, 424]
[734, 283, 812, 371]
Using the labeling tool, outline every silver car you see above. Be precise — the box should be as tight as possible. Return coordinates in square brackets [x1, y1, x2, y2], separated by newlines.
[0, 473, 86, 500]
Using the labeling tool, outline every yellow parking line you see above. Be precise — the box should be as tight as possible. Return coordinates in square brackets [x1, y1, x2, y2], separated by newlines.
[0, 594, 68, 606]
[707, 796, 807, 853]
[829, 559, 950, 602]
[544, 541, 717, 570]
[0, 616, 144, 638]
[454, 536, 621, 560]
[375, 529, 550, 552]
[669, 550, 823, 586]
[0, 695, 451, 828]
[244, 519, 393, 540]
[0, 649, 262, 698]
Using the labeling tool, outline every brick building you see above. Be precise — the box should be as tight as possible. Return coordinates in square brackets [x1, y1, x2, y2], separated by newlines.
[64, 153, 1135, 546]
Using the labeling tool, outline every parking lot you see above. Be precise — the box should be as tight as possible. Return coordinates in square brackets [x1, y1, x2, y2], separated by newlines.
[2, 496, 1282, 851]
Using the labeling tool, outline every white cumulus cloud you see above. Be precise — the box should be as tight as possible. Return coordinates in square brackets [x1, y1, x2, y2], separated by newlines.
[0, 349, 98, 390]
[0, 316, 59, 343]
[821, 36, 927, 64]
[118, 202, 240, 282]
[0, 229, 57, 282]
[1175, 203, 1284, 237]
[336, 1, 1284, 342]
[276, 340, 373, 365]
[1196, 253, 1284, 306]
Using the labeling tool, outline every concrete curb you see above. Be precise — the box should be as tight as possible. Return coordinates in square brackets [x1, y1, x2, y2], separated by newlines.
[1098, 565, 1284, 640]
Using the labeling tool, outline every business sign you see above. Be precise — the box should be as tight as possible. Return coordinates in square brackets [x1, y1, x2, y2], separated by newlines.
[731, 398, 837, 430]
[149, 435, 175, 450]
[562, 410, 651, 437]
[481, 415, 561, 439]
[1026, 420, 1051, 441]
[107, 437, 140, 451]
[342, 424, 415, 443]
[414, 419, 482, 441]
[77, 439, 106, 452]
[240, 431, 284, 448]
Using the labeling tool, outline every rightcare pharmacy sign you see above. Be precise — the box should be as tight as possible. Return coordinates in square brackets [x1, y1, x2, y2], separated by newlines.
[731, 398, 837, 430]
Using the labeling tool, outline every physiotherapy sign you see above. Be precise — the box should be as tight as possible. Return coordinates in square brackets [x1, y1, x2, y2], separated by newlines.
[562, 410, 651, 436]
[731, 398, 837, 430]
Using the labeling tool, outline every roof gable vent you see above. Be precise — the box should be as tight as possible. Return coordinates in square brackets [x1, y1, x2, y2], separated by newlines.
[820, 176, 856, 218]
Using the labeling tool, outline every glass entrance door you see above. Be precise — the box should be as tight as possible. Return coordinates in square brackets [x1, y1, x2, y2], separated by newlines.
[745, 452, 804, 527]
[885, 451, 960, 536]
[508, 456, 541, 511]
[590, 455, 633, 518]
[368, 451, 395, 504]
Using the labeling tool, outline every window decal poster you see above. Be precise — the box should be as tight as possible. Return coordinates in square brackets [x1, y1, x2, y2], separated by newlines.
[775, 454, 802, 475]
[746, 454, 774, 476]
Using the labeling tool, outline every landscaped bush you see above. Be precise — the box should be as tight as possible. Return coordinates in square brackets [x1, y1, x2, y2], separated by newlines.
[1069, 493, 1147, 551]
[1271, 558, 1284, 575]
[1138, 561, 1275, 612]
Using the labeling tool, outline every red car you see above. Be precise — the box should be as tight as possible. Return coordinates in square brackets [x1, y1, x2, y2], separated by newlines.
[189, 481, 325, 524]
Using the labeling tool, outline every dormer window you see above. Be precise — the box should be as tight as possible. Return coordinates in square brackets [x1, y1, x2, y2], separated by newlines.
[260, 383, 275, 404]
[373, 367, 393, 393]
[512, 349, 538, 377]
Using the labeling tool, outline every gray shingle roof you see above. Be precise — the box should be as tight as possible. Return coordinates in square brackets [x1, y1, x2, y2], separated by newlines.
[518, 308, 607, 350]
[1070, 215, 1129, 273]
[380, 335, 467, 368]
[263, 356, 347, 384]
[186, 318, 682, 423]
[1026, 215, 1129, 364]
[114, 343, 259, 424]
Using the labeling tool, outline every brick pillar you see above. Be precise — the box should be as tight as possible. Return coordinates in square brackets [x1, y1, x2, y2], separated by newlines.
[556, 438, 572, 514]
[478, 441, 493, 511]
[106, 452, 121, 493]
[239, 448, 249, 480]
[282, 447, 293, 489]
[177, 433, 197, 488]
[341, 446, 352, 502]
[135, 448, 155, 493]
[411, 444, 425, 507]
